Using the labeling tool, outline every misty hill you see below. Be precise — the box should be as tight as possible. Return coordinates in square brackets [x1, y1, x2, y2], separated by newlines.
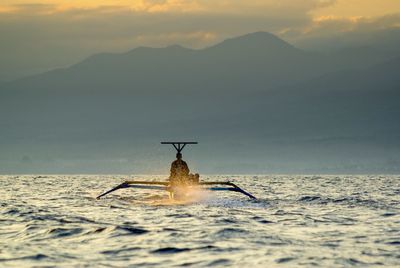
[240, 56, 400, 137]
[3, 32, 380, 97]
[1, 32, 399, 173]
[296, 27, 400, 54]
[3, 33, 300, 98]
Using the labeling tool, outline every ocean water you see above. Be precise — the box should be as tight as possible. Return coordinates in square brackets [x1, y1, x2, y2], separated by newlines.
[0, 175, 399, 267]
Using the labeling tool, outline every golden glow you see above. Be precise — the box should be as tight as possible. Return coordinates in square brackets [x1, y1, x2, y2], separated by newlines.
[0, 5, 18, 13]
[0, 0, 399, 17]
[313, 0, 400, 18]
[0, 0, 204, 13]
[0, 1, 399, 51]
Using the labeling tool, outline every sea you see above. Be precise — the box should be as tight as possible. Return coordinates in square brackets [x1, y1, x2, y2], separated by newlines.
[0, 175, 399, 267]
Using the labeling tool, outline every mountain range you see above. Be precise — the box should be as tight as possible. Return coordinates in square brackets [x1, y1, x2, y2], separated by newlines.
[1, 32, 399, 173]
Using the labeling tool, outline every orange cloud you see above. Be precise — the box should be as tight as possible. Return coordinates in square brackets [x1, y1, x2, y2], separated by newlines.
[0, 1, 204, 13]
[313, 0, 400, 17]
[1, 0, 399, 17]
[0, 0, 337, 14]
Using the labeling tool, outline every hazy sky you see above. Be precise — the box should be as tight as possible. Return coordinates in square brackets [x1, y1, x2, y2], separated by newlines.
[1, 0, 400, 80]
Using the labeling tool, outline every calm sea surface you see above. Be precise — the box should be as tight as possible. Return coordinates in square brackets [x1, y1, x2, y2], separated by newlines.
[0, 175, 399, 267]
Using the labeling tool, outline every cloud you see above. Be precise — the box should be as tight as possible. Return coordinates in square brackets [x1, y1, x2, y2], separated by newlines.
[308, 13, 400, 34]
[1, 1, 336, 13]
[287, 13, 400, 50]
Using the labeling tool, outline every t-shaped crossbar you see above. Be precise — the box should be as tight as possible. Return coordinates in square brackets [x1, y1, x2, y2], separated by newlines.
[161, 142, 198, 153]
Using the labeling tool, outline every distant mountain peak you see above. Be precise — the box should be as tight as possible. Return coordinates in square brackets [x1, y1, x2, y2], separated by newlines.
[236, 31, 284, 41]
[208, 31, 297, 52]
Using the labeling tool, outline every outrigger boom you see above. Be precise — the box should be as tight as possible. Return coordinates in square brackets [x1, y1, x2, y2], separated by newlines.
[96, 180, 256, 200]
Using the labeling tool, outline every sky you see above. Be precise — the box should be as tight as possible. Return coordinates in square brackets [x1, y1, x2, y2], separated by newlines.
[0, 0, 400, 80]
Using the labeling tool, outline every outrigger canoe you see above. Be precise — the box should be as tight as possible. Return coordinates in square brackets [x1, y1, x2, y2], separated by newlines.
[96, 142, 256, 200]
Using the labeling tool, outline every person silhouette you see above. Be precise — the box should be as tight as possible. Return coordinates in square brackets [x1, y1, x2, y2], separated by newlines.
[169, 153, 190, 185]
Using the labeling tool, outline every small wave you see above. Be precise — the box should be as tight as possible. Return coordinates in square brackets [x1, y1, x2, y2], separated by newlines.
[275, 257, 296, 263]
[197, 245, 218, 250]
[151, 247, 191, 254]
[216, 218, 237, 224]
[166, 213, 194, 218]
[385, 241, 400, 245]
[297, 195, 391, 210]
[4, 208, 19, 215]
[258, 219, 274, 224]
[252, 216, 274, 224]
[113, 226, 149, 236]
[0, 254, 48, 262]
[215, 228, 248, 239]
[345, 258, 367, 265]
[65, 216, 98, 224]
[101, 247, 141, 255]
[179, 261, 205, 267]
[91, 227, 107, 233]
[216, 228, 247, 234]
[47, 227, 83, 238]
[207, 258, 231, 266]
[150, 245, 219, 255]
[381, 212, 396, 217]
[298, 196, 321, 202]
[78, 226, 108, 236]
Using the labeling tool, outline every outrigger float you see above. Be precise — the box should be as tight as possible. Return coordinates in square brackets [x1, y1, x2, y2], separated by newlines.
[97, 142, 256, 200]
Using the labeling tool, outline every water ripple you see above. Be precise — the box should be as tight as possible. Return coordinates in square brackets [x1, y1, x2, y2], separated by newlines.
[0, 175, 399, 267]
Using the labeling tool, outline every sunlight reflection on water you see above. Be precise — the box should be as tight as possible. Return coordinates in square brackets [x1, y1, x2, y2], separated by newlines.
[0, 175, 399, 267]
